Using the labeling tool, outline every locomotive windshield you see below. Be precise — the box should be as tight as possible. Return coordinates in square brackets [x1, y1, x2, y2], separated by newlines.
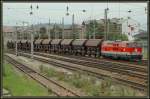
[127, 42, 142, 48]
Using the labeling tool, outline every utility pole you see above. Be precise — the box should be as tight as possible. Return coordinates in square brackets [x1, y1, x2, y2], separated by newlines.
[15, 23, 18, 56]
[72, 14, 75, 39]
[39, 22, 41, 39]
[30, 4, 34, 59]
[54, 23, 57, 39]
[49, 18, 51, 39]
[22, 21, 24, 40]
[104, 8, 109, 40]
[62, 17, 64, 39]
[107, 19, 109, 40]
[31, 25, 34, 59]
[93, 20, 96, 39]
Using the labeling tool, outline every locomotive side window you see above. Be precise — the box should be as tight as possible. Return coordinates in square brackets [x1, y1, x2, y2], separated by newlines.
[127, 42, 141, 48]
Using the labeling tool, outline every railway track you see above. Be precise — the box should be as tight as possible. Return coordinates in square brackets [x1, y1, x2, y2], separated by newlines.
[5, 55, 81, 97]
[7, 49, 148, 66]
[7, 52, 147, 92]
[98, 57, 148, 67]
[34, 52, 148, 79]
[63, 54, 148, 66]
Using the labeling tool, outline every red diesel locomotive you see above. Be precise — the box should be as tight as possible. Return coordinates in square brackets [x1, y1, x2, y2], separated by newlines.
[101, 41, 143, 60]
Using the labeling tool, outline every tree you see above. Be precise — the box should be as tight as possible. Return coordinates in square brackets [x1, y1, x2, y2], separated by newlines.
[34, 34, 39, 39]
[107, 33, 128, 41]
[51, 24, 62, 39]
[85, 20, 104, 39]
[39, 27, 48, 39]
[73, 24, 81, 39]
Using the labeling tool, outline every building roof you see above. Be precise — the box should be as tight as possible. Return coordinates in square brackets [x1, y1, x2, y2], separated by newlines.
[84, 17, 136, 25]
[33, 23, 81, 30]
[134, 30, 147, 39]
[3, 26, 16, 33]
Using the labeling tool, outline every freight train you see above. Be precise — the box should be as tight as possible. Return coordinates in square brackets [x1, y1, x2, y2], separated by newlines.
[7, 39, 143, 61]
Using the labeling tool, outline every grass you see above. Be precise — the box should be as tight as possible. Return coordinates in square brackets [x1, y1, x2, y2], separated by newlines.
[39, 65, 144, 96]
[143, 47, 148, 59]
[3, 63, 52, 96]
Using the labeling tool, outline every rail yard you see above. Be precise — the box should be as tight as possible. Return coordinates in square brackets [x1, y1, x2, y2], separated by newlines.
[5, 48, 148, 96]
[4, 37, 148, 97]
[3, 2, 148, 97]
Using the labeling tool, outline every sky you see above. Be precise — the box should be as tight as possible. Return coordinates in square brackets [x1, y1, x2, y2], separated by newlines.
[3, 2, 148, 30]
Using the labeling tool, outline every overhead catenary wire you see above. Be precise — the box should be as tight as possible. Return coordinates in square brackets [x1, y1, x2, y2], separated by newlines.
[4, 3, 147, 32]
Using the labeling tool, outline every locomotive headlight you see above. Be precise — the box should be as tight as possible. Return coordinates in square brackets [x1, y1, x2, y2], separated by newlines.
[123, 48, 125, 51]
[134, 48, 137, 52]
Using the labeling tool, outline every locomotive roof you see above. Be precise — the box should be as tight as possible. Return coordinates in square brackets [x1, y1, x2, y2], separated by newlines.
[51, 39, 62, 45]
[103, 41, 136, 44]
[61, 39, 73, 45]
[72, 39, 87, 46]
[85, 39, 103, 47]
[34, 39, 43, 44]
[42, 39, 52, 44]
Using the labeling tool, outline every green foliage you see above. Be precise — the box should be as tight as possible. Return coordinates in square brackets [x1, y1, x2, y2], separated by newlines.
[40, 65, 57, 77]
[85, 20, 104, 39]
[40, 34, 48, 39]
[39, 65, 142, 96]
[107, 33, 128, 41]
[143, 47, 148, 59]
[34, 34, 39, 40]
[3, 63, 51, 96]
[50, 24, 62, 39]
[38, 27, 49, 39]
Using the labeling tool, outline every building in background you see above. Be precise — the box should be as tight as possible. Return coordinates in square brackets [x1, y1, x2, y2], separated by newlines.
[3, 17, 141, 42]
[84, 17, 140, 41]
[121, 17, 140, 41]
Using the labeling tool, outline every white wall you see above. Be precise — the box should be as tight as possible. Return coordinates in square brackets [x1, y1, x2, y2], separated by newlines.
[122, 18, 140, 41]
